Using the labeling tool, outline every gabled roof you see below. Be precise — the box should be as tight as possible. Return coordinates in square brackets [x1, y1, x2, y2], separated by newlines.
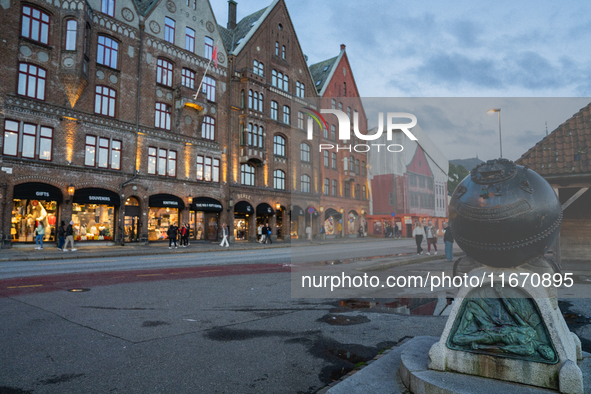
[218, 0, 278, 55]
[309, 55, 339, 95]
[132, 0, 160, 16]
[516, 102, 591, 177]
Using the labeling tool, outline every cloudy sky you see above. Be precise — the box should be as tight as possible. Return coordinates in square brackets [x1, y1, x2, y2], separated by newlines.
[211, 0, 591, 161]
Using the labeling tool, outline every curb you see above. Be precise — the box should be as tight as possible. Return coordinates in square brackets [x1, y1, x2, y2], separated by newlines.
[363, 253, 466, 271]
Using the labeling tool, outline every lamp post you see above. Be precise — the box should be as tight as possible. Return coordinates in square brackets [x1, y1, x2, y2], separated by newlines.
[487, 108, 502, 158]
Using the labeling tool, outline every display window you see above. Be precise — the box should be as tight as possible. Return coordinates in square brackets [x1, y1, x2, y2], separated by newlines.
[11, 199, 57, 242]
[148, 207, 179, 241]
[71, 203, 115, 241]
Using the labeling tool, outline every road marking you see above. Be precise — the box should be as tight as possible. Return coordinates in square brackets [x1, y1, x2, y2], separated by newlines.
[7, 284, 43, 289]
[36, 259, 118, 266]
[136, 274, 164, 277]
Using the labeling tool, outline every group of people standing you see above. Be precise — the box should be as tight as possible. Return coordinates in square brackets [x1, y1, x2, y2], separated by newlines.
[257, 223, 273, 244]
[167, 223, 191, 249]
[412, 220, 454, 261]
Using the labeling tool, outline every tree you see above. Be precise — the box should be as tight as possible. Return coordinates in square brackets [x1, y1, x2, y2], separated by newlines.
[448, 163, 469, 195]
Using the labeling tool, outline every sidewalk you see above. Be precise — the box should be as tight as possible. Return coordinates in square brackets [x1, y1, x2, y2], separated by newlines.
[0, 236, 400, 262]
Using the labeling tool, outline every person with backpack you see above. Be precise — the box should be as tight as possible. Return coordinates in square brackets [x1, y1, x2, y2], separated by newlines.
[264, 222, 272, 244]
[63, 220, 77, 251]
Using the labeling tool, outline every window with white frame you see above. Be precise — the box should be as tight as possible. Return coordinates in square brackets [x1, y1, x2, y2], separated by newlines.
[21, 5, 50, 44]
[97, 36, 118, 68]
[270, 101, 278, 120]
[186, 0, 196, 9]
[241, 163, 255, 186]
[281, 45, 286, 59]
[274, 170, 285, 190]
[94, 85, 116, 117]
[155, 102, 171, 130]
[282, 105, 290, 124]
[18, 63, 46, 100]
[156, 58, 173, 86]
[273, 135, 285, 156]
[301, 175, 310, 193]
[182, 68, 195, 89]
[275, 41, 279, 56]
[3, 120, 53, 161]
[164, 17, 175, 44]
[202, 116, 215, 140]
[85, 135, 121, 168]
[298, 111, 304, 129]
[300, 143, 310, 162]
[202, 76, 215, 101]
[253, 60, 264, 76]
[185, 27, 195, 52]
[296, 81, 305, 97]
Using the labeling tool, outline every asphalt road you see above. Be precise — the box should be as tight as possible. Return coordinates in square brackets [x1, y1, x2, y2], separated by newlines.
[0, 239, 434, 280]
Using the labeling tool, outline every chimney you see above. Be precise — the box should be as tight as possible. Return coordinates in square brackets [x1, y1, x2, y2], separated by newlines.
[227, 0, 237, 30]
[340, 44, 346, 51]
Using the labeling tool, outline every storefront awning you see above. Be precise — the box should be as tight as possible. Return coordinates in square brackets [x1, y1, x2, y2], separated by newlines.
[149, 194, 185, 209]
[191, 197, 223, 212]
[14, 182, 63, 202]
[234, 201, 253, 214]
[291, 205, 305, 217]
[73, 188, 120, 206]
[256, 203, 274, 215]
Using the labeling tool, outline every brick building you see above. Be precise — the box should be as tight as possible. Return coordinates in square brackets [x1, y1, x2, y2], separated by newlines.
[0, 0, 231, 246]
[309, 45, 369, 238]
[218, 0, 322, 241]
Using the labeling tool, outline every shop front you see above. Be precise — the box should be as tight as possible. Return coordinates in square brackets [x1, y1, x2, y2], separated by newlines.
[290, 205, 304, 238]
[124, 197, 141, 242]
[323, 208, 342, 237]
[190, 197, 222, 241]
[72, 188, 119, 242]
[11, 182, 61, 243]
[347, 210, 359, 236]
[256, 203, 274, 235]
[148, 194, 185, 241]
[234, 201, 253, 241]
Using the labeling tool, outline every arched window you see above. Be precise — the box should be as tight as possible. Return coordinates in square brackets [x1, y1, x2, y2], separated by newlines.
[241, 164, 255, 186]
[300, 143, 310, 162]
[248, 90, 253, 109]
[204, 36, 214, 58]
[283, 105, 290, 124]
[274, 135, 285, 156]
[343, 156, 348, 171]
[274, 170, 285, 190]
[65, 19, 77, 50]
[240, 90, 245, 108]
[275, 41, 279, 56]
[282, 45, 286, 59]
[247, 124, 263, 148]
[301, 175, 310, 193]
[202, 116, 215, 140]
[253, 60, 264, 76]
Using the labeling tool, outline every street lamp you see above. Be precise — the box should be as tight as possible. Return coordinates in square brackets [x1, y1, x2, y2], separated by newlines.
[188, 194, 193, 204]
[487, 108, 502, 158]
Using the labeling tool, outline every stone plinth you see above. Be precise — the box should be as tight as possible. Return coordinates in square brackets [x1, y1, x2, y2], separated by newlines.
[428, 257, 583, 393]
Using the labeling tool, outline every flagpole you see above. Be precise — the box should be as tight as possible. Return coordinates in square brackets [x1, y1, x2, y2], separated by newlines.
[194, 40, 219, 101]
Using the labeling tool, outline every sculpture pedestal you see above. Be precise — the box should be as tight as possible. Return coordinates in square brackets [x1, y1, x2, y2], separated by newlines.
[427, 257, 583, 393]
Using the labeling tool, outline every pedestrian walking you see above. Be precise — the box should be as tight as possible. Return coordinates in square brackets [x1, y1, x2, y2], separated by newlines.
[220, 223, 229, 247]
[394, 223, 400, 239]
[34, 222, 45, 249]
[412, 220, 425, 255]
[425, 221, 438, 255]
[185, 223, 190, 246]
[358, 225, 364, 238]
[264, 223, 272, 244]
[57, 220, 66, 250]
[305, 225, 312, 241]
[179, 223, 188, 247]
[63, 220, 77, 251]
[168, 223, 178, 249]
[443, 222, 454, 261]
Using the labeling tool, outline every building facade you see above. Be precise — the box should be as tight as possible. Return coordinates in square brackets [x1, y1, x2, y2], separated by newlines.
[309, 44, 370, 238]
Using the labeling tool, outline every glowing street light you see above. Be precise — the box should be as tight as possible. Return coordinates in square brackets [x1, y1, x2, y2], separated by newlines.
[487, 108, 502, 158]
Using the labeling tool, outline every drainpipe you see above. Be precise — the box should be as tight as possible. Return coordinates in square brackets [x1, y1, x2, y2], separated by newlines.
[118, 20, 144, 245]
[0, 182, 7, 248]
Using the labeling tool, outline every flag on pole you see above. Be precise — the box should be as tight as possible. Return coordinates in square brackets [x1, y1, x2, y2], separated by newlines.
[212, 45, 218, 68]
